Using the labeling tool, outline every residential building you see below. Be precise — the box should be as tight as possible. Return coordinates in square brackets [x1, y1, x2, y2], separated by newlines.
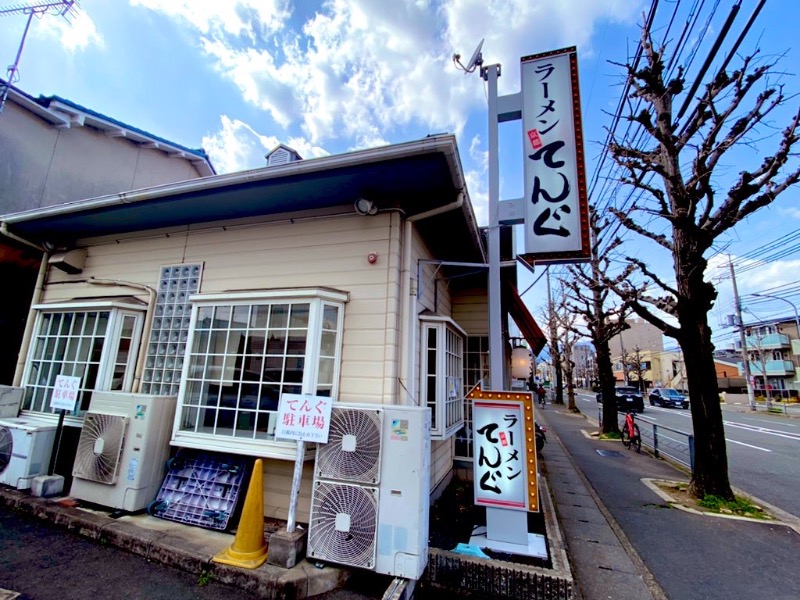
[737, 316, 800, 396]
[0, 82, 214, 384]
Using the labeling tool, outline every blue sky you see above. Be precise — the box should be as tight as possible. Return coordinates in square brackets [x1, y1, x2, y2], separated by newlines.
[2, 0, 799, 353]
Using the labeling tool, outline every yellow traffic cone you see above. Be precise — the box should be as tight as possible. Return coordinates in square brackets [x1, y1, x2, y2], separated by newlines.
[213, 458, 268, 569]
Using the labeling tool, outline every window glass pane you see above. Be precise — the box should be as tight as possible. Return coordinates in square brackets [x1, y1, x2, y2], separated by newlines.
[318, 357, 334, 386]
[213, 306, 231, 329]
[59, 313, 73, 335]
[320, 331, 337, 356]
[286, 331, 307, 355]
[197, 306, 214, 327]
[289, 304, 309, 328]
[269, 304, 289, 329]
[266, 331, 286, 355]
[322, 305, 339, 330]
[231, 305, 250, 329]
[250, 305, 269, 328]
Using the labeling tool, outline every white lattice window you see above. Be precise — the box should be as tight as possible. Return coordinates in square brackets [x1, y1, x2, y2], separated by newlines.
[421, 316, 465, 440]
[172, 288, 346, 459]
[21, 300, 145, 417]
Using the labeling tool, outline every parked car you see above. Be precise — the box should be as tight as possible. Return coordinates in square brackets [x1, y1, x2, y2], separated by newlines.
[649, 387, 689, 409]
[596, 386, 645, 413]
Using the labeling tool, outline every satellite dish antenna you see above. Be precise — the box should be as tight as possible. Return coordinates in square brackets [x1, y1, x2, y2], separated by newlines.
[465, 38, 484, 73]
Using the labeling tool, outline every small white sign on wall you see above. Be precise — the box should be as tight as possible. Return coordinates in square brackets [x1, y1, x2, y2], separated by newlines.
[50, 375, 81, 412]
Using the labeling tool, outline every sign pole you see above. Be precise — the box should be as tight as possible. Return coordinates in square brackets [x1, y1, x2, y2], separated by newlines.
[286, 440, 305, 533]
[48, 408, 66, 476]
[482, 61, 530, 545]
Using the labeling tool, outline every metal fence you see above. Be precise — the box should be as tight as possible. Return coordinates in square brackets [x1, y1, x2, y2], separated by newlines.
[600, 409, 695, 473]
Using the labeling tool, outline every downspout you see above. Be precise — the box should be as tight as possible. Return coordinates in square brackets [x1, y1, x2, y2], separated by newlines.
[86, 277, 156, 393]
[399, 192, 465, 406]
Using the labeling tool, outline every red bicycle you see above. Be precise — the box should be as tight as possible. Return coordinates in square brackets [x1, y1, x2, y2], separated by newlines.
[621, 411, 641, 453]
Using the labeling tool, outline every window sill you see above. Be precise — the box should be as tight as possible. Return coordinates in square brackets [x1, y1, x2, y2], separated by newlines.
[171, 430, 316, 461]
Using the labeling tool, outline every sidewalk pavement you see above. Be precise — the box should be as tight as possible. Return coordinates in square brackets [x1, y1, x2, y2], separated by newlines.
[535, 409, 661, 600]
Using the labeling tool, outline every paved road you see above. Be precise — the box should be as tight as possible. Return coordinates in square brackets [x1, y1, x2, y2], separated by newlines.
[538, 405, 800, 600]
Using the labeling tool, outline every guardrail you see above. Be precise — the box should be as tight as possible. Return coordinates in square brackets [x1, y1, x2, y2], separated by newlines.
[599, 408, 695, 473]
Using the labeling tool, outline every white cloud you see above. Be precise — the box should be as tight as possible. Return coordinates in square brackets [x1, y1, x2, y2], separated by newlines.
[131, 0, 291, 39]
[36, 6, 103, 52]
[136, 0, 642, 149]
[202, 115, 328, 173]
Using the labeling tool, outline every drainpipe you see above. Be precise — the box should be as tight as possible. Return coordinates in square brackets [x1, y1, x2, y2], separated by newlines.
[0, 223, 48, 386]
[87, 277, 156, 393]
[399, 192, 465, 406]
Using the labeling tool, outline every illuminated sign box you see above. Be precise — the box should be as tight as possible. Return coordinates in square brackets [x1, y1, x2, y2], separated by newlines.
[468, 385, 539, 512]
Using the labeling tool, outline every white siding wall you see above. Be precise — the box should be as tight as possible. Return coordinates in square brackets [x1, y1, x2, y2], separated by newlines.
[39, 212, 407, 523]
[452, 287, 489, 336]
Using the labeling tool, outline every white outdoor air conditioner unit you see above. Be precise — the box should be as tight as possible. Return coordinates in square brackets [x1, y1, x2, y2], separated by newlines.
[307, 403, 431, 580]
[0, 416, 58, 490]
[70, 392, 177, 512]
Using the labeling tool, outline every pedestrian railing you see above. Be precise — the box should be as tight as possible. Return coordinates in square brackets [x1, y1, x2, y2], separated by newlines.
[625, 413, 694, 473]
[600, 408, 695, 473]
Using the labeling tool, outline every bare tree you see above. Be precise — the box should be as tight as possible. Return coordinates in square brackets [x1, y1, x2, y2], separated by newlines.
[553, 283, 580, 412]
[607, 29, 800, 498]
[562, 207, 631, 433]
[624, 346, 648, 392]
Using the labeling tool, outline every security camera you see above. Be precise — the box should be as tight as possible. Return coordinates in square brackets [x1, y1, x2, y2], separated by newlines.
[354, 198, 378, 216]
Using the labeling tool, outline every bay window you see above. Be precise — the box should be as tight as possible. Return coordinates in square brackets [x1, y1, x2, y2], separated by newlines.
[172, 288, 346, 459]
[420, 315, 465, 439]
[21, 300, 146, 417]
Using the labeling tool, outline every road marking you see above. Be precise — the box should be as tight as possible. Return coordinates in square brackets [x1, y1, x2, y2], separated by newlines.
[744, 418, 796, 428]
[724, 421, 800, 442]
[724, 437, 771, 452]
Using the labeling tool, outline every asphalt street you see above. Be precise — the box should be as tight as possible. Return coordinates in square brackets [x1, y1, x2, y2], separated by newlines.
[537, 403, 800, 600]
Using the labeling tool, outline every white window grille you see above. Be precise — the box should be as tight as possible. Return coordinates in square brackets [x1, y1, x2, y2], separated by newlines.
[420, 316, 465, 440]
[172, 288, 346, 459]
[21, 300, 145, 416]
[455, 335, 488, 461]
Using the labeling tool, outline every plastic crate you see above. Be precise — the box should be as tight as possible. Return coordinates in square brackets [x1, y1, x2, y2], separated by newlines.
[148, 451, 247, 530]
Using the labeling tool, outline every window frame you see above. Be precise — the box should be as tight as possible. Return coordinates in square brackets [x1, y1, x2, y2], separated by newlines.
[171, 288, 347, 460]
[20, 299, 146, 422]
[419, 315, 466, 440]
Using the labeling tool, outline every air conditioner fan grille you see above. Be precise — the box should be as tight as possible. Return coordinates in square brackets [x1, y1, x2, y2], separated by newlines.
[316, 408, 382, 483]
[72, 412, 127, 484]
[308, 481, 378, 569]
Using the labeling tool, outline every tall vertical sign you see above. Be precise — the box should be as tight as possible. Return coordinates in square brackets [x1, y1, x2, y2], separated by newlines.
[520, 47, 590, 264]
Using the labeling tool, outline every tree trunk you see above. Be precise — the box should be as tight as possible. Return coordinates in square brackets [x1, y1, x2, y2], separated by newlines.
[675, 240, 735, 501]
[596, 341, 619, 434]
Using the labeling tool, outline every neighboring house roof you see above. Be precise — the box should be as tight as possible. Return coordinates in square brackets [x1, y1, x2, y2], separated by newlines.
[0, 134, 484, 263]
[1, 80, 215, 177]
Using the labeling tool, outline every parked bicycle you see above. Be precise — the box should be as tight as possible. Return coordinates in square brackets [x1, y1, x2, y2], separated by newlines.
[621, 410, 641, 453]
